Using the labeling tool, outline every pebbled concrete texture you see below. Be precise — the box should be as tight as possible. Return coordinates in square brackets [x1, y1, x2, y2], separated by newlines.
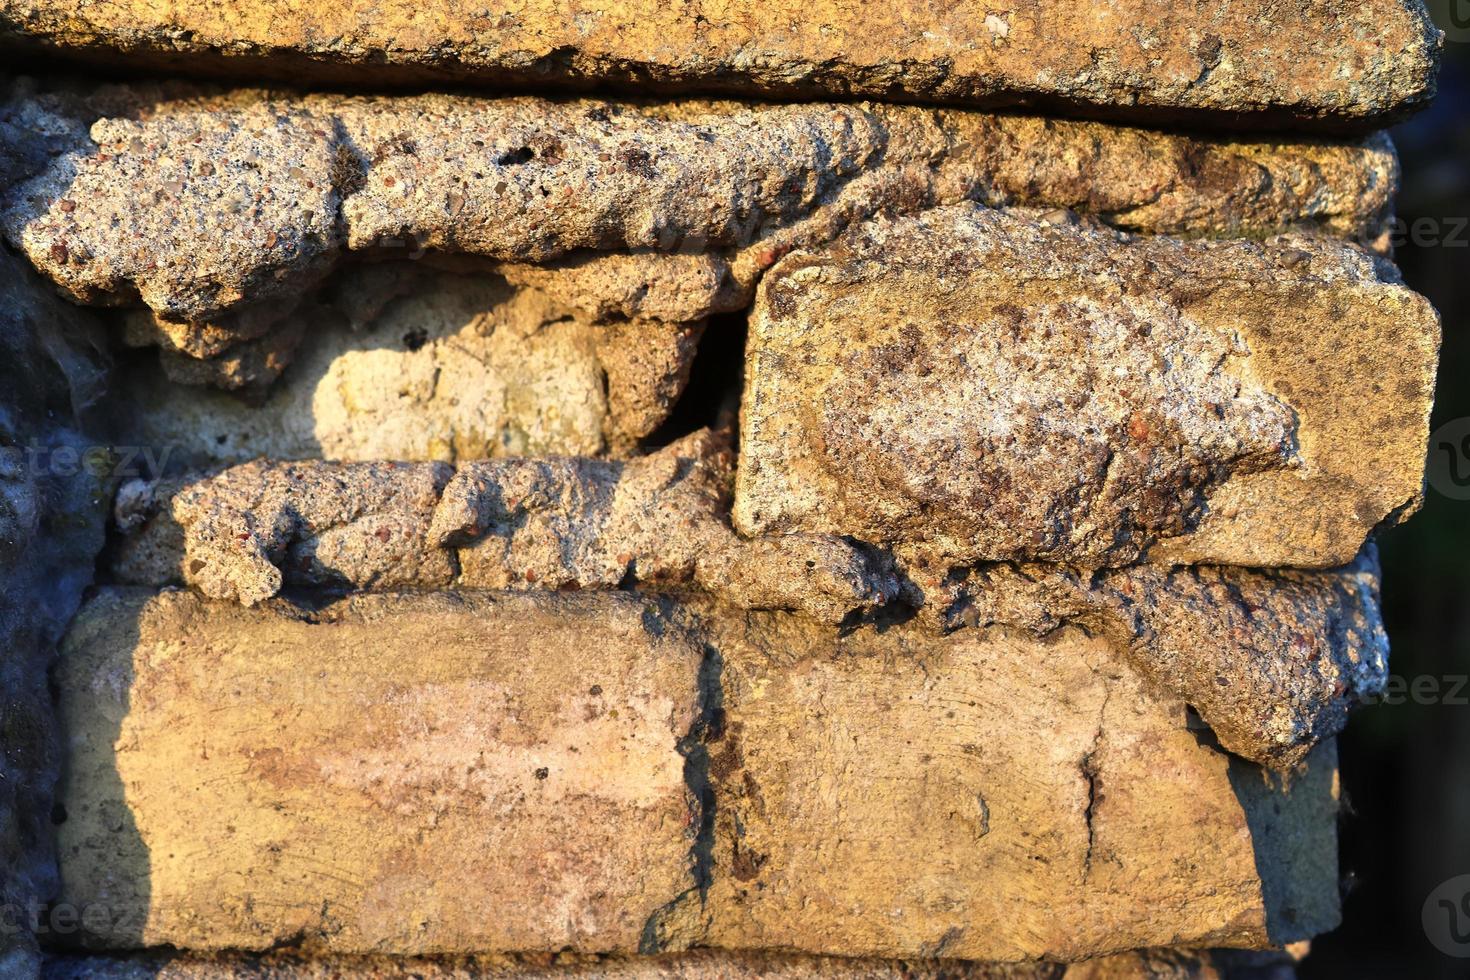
[0, 0, 1440, 129]
[0, 81, 1403, 390]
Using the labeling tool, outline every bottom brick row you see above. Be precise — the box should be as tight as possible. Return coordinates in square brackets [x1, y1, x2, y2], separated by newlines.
[41, 948, 1301, 979]
[51, 588, 1339, 964]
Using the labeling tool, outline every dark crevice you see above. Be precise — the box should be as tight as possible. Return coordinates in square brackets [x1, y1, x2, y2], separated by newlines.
[638, 638, 722, 953]
[1080, 750, 1099, 880]
[642, 310, 748, 451]
[1079, 702, 1106, 884]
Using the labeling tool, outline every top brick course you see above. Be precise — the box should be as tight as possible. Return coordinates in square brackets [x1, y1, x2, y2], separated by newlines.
[0, 0, 1441, 131]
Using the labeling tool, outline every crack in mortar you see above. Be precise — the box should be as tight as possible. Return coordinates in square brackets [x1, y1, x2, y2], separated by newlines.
[1079, 686, 1111, 884]
[639, 634, 723, 953]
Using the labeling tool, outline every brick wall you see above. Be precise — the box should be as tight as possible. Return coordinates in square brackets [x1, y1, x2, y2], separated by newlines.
[0, 2, 1443, 977]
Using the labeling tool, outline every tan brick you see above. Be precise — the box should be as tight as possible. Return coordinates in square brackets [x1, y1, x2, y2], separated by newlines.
[55, 589, 706, 953]
[116, 270, 698, 461]
[40, 948, 1296, 978]
[0, 1, 1437, 128]
[702, 610, 1340, 960]
[735, 204, 1438, 569]
[108, 449, 1388, 769]
[3, 83, 1398, 366]
[54, 588, 1341, 959]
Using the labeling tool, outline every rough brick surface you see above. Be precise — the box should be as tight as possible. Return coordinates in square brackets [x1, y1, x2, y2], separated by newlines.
[1, 82, 1400, 390]
[41, 948, 1300, 979]
[433, 432, 900, 624]
[735, 204, 1438, 569]
[0, 1, 1439, 128]
[933, 553, 1388, 770]
[106, 436, 1388, 768]
[115, 269, 699, 461]
[55, 589, 706, 953]
[55, 587, 1336, 960]
[111, 434, 901, 626]
[4, 91, 342, 321]
[148, 459, 456, 605]
[701, 608, 1341, 960]
[0, 89, 884, 329]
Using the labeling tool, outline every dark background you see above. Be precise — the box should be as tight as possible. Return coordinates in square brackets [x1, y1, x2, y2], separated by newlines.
[1300, 13, 1470, 978]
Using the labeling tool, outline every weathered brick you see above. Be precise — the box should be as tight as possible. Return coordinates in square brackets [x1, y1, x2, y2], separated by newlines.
[1, 83, 1399, 393]
[735, 204, 1438, 569]
[932, 553, 1388, 770]
[106, 443, 1388, 769]
[115, 269, 700, 459]
[55, 589, 706, 953]
[702, 609, 1341, 960]
[0, 1, 1438, 128]
[55, 588, 1338, 960]
[146, 459, 456, 606]
[39, 947, 1300, 979]
[111, 434, 902, 626]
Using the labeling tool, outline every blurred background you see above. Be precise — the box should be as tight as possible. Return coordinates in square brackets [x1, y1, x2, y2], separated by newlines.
[1299, 7, 1470, 977]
